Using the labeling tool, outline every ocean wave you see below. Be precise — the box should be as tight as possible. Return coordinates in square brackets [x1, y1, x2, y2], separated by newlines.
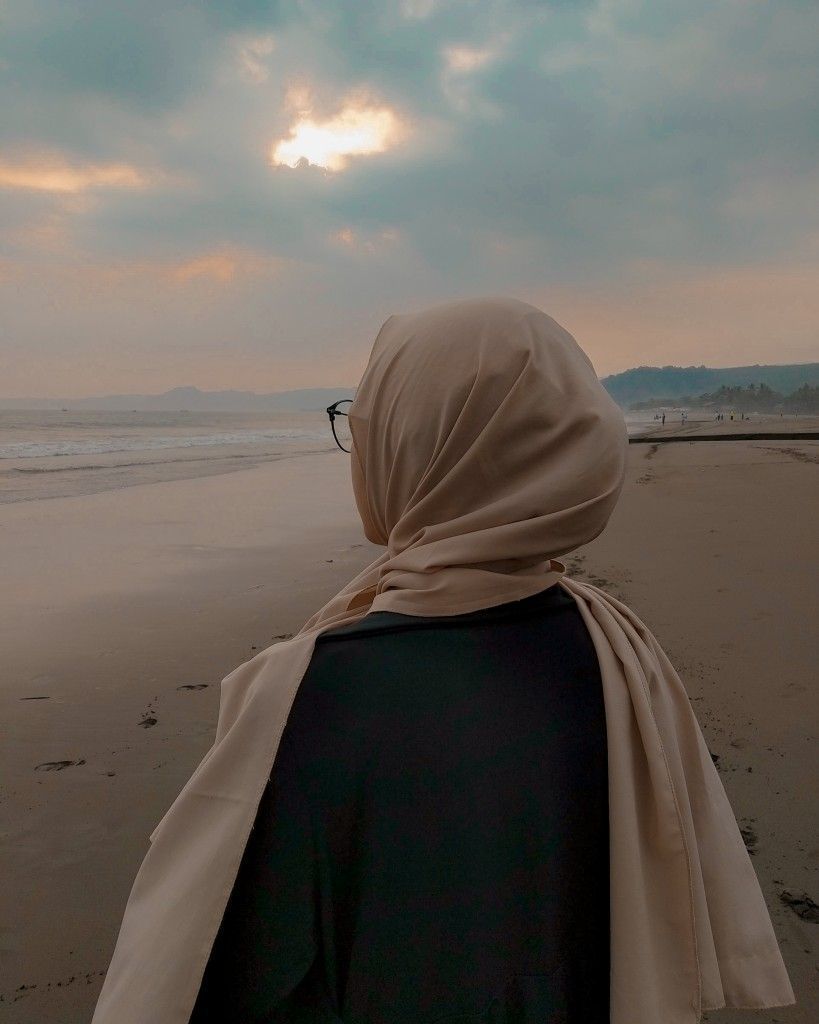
[0, 428, 329, 460]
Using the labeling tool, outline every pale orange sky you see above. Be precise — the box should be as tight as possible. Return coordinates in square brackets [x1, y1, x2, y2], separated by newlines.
[2, 252, 817, 399]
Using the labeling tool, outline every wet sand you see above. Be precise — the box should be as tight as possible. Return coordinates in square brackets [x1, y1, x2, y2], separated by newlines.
[1, 428, 816, 1022]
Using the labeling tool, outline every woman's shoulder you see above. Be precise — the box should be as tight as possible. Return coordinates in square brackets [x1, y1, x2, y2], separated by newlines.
[313, 582, 579, 645]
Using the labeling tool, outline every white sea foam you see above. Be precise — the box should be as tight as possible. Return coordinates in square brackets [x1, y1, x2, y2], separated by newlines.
[0, 428, 328, 459]
[0, 407, 654, 459]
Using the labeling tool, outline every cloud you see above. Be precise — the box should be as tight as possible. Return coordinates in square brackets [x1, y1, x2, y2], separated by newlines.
[171, 251, 241, 284]
[400, 0, 438, 19]
[234, 33, 277, 84]
[0, 154, 152, 194]
[329, 224, 403, 254]
[1, 2, 215, 111]
[1, 0, 818, 396]
[443, 44, 495, 73]
[169, 246, 288, 283]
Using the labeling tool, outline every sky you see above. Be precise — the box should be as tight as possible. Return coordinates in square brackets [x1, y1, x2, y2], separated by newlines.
[1, 0, 818, 399]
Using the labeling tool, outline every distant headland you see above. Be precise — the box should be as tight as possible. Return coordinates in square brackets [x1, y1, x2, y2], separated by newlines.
[2, 361, 818, 413]
[600, 362, 819, 410]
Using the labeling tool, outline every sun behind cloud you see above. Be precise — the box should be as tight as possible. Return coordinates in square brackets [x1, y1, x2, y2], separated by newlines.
[271, 101, 404, 172]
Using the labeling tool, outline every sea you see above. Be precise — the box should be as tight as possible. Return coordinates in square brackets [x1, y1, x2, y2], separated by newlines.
[0, 409, 656, 505]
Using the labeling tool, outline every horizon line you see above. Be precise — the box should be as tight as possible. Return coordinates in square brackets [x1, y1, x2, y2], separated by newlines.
[2, 358, 818, 404]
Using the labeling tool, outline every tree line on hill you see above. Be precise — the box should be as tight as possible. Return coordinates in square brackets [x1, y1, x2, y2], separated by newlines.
[601, 362, 819, 406]
[629, 382, 819, 413]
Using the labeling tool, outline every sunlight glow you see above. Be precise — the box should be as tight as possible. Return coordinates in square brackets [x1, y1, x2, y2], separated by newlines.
[0, 157, 148, 194]
[271, 103, 402, 172]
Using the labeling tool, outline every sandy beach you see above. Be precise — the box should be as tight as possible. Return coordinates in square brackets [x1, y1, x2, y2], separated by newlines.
[1, 421, 817, 1023]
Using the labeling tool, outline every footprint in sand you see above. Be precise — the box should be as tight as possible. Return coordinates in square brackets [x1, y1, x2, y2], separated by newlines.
[35, 759, 86, 772]
[138, 716, 158, 729]
[739, 820, 758, 856]
[759, 445, 819, 466]
[779, 890, 819, 922]
[177, 684, 208, 691]
[564, 555, 587, 577]
[273, 633, 294, 640]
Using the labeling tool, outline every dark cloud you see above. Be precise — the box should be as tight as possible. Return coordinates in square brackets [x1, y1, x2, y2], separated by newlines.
[2, 3, 213, 111]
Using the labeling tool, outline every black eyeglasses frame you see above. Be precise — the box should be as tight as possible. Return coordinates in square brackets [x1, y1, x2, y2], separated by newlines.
[327, 399, 353, 452]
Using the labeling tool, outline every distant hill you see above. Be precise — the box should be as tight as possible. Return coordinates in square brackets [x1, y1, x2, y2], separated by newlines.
[0, 385, 357, 412]
[4, 362, 818, 412]
[601, 363, 819, 408]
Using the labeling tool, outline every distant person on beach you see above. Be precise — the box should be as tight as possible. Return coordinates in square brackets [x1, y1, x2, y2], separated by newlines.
[92, 298, 795, 1024]
[662, 412, 666, 425]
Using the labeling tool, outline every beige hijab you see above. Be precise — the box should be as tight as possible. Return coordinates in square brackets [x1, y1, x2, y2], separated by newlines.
[92, 297, 795, 1024]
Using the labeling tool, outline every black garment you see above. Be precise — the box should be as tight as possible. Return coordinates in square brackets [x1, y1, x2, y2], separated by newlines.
[190, 583, 609, 1023]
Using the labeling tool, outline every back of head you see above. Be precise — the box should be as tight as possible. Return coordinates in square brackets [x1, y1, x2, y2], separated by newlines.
[348, 297, 628, 575]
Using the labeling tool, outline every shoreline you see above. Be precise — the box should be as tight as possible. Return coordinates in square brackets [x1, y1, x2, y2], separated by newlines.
[0, 444, 337, 505]
[4, 415, 817, 505]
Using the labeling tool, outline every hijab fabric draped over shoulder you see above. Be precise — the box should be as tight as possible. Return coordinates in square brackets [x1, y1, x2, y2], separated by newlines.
[92, 298, 795, 1024]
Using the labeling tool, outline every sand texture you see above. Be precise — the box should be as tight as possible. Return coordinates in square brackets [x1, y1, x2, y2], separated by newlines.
[1, 428, 817, 1023]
